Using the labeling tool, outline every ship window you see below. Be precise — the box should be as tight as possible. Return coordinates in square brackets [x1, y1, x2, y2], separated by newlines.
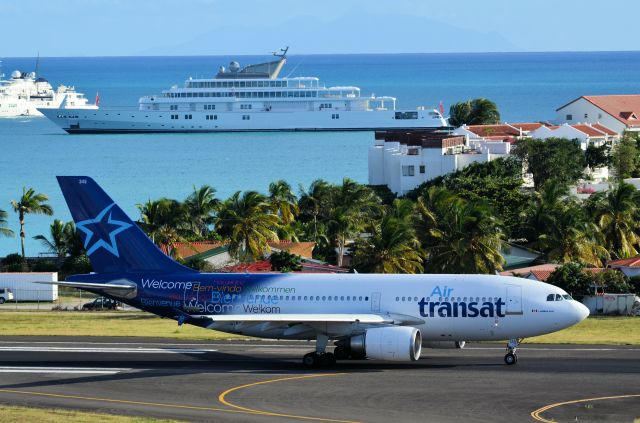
[395, 111, 418, 120]
[242, 115, 250, 120]
[170, 105, 178, 110]
[270, 92, 275, 98]
[184, 114, 192, 119]
[566, 114, 573, 121]
[239, 82, 246, 87]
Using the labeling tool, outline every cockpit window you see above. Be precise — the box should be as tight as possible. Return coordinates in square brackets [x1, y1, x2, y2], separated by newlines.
[547, 294, 554, 301]
[555, 294, 563, 301]
[562, 294, 572, 300]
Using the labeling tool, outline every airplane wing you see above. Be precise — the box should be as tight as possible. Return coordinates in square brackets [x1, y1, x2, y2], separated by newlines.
[193, 313, 424, 325]
[34, 281, 136, 292]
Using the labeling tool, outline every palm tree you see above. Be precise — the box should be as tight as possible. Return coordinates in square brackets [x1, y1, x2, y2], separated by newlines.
[215, 191, 280, 260]
[185, 185, 219, 238]
[589, 183, 639, 259]
[11, 187, 54, 258]
[448, 98, 500, 127]
[269, 180, 299, 225]
[298, 179, 331, 242]
[537, 201, 608, 266]
[353, 213, 423, 274]
[137, 198, 189, 254]
[327, 178, 381, 267]
[33, 219, 69, 257]
[416, 187, 505, 273]
[524, 180, 568, 243]
[0, 209, 14, 238]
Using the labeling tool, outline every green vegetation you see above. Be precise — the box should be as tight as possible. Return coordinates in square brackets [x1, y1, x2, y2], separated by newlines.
[0, 312, 242, 339]
[269, 250, 303, 272]
[448, 98, 501, 126]
[10, 187, 53, 258]
[0, 405, 182, 423]
[0, 209, 14, 238]
[611, 132, 640, 179]
[527, 317, 640, 345]
[514, 137, 586, 189]
[3, 136, 640, 288]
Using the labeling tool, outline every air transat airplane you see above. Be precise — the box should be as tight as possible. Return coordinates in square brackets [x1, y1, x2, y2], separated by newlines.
[45, 176, 589, 367]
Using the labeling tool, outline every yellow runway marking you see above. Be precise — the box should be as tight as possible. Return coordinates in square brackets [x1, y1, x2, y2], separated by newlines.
[218, 373, 361, 423]
[531, 393, 640, 422]
[0, 388, 248, 414]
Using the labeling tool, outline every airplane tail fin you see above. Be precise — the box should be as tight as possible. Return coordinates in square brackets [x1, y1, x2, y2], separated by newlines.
[57, 176, 196, 274]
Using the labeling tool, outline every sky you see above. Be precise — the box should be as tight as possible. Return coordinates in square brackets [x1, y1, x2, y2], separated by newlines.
[1, 0, 638, 56]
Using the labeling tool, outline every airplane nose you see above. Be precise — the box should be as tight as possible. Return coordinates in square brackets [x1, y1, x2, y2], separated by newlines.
[574, 301, 590, 323]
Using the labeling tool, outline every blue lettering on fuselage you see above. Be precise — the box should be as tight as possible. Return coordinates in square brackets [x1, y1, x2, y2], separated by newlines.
[418, 297, 506, 318]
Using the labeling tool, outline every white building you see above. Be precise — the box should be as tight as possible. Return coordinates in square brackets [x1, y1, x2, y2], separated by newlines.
[369, 132, 510, 195]
[529, 122, 618, 150]
[556, 95, 640, 134]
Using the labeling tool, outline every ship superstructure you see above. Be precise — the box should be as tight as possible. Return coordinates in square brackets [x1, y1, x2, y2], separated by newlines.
[0, 61, 97, 117]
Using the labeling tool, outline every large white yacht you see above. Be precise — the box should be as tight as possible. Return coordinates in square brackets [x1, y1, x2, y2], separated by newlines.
[0, 61, 97, 117]
[39, 48, 447, 133]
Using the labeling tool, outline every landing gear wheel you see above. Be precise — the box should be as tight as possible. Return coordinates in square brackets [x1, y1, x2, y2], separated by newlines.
[319, 352, 336, 366]
[504, 352, 518, 365]
[303, 352, 319, 367]
[455, 341, 466, 349]
[333, 346, 349, 360]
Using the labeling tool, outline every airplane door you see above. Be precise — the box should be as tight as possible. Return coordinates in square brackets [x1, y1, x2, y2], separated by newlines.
[506, 286, 523, 315]
[371, 292, 381, 312]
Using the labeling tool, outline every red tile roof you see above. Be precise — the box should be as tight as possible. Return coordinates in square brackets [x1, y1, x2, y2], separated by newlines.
[558, 95, 640, 127]
[466, 124, 520, 138]
[607, 256, 640, 268]
[172, 240, 315, 259]
[508, 122, 544, 132]
[502, 264, 607, 282]
[571, 124, 608, 137]
[220, 260, 349, 273]
[591, 123, 618, 136]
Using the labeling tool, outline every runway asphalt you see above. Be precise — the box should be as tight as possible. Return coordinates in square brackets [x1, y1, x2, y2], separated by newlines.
[0, 336, 637, 422]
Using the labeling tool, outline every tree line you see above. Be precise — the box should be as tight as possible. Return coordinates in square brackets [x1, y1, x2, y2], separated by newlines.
[1, 134, 640, 289]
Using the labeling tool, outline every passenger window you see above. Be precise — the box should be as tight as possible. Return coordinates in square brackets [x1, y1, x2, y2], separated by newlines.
[340, 296, 344, 301]
[365, 297, 369, 301]
[402, 297, 406, 301]
[396, 297, 400, 301]
[414, 297, 418, 302]
[547, 294, 554, 301]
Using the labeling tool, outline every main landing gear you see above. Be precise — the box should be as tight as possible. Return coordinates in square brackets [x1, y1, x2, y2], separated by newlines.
[504, 338, 522, 365]
[303, 334, 337, 368]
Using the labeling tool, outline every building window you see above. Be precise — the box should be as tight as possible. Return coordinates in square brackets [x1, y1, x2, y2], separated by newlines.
[408, 148, 420, 156]
[402, 165, 415, 177]
[566, 114, 572, 121]
[419, 165, 425, 174]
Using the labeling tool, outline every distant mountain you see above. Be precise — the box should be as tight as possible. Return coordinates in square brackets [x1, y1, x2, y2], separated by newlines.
[140, 12, 518, 55]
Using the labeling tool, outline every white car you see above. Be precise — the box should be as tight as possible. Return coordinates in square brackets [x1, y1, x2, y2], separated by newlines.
[0, 288, 14, 304]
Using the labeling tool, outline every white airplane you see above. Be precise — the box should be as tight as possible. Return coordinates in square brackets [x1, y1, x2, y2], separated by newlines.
[46, 176, 589, 367]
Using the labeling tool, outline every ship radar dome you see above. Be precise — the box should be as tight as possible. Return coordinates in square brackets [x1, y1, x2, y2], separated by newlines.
[219, 65, 226, 73]
[27, 72, 36, 79]
[11, 70, 21, 79]
[229, 61, 240, 73]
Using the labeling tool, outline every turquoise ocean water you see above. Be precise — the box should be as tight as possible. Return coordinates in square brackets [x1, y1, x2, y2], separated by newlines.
[1, 52, 639, 256]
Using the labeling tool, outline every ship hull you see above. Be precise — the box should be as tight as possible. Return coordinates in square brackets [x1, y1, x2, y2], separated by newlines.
[38, 108, 447, 134]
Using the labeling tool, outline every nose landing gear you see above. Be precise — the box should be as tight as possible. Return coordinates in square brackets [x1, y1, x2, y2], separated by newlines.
[504, 338, 522, 365]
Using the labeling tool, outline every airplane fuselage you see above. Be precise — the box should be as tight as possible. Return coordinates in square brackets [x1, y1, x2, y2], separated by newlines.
[71, 272, 587, 342]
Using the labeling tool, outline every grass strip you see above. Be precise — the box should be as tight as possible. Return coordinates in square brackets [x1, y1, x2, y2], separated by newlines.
[0, 311, 242, 340]
[0, 404, 182, 423]
[0, 312, 637, 344]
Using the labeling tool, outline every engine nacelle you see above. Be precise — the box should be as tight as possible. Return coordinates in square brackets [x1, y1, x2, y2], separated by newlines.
[350, 326, 421, 361]
[423, 341, 466, 349]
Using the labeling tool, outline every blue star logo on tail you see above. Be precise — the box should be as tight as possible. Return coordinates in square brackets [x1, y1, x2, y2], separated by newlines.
[76, 203, 133, 257]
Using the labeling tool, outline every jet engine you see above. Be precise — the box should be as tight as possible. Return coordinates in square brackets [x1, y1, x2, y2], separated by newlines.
[349, 326, 421, 361]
